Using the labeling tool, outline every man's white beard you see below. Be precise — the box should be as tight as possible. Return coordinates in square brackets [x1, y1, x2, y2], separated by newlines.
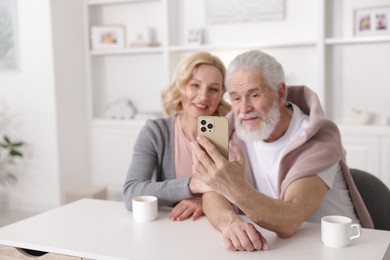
[235, 101, 281, 142]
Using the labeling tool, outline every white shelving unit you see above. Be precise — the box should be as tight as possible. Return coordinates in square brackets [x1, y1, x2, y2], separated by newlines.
[84, 0, 390, 193]
[325, 35, 390, 45]
[84, 0, 321, 119]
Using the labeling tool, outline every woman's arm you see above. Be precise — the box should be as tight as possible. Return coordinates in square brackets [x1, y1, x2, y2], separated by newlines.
[122, 119, 193, 210]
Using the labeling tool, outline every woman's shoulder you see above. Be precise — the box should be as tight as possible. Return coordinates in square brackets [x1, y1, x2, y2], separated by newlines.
[142, 117, 174, 135]
[146, 117, 172, 128]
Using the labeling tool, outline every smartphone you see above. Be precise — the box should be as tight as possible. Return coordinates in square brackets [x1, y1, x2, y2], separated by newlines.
[197, 116, 229, 159]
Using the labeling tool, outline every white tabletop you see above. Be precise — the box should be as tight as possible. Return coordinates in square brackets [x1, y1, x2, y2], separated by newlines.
[0, 199, 389, 260]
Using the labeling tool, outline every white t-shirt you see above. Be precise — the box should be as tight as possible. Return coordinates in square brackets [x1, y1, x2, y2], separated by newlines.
[246, 103, 359, 223]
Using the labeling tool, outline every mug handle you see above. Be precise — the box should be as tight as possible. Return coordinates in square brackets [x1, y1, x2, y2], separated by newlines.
[350, 224, 361, 240]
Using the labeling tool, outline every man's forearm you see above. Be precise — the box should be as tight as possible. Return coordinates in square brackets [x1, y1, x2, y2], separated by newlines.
[227, 178, 324, 238]
[202, 192, 242, 232]
[233, 189, 302, 237]
[203, 188, 302, 239]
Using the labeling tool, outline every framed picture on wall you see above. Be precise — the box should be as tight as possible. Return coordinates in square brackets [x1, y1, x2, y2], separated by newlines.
[90, 25, 126, 50]
[0, 0, 18, 70]
[187, 28, 203, 45]
[354, 6, 390, 36]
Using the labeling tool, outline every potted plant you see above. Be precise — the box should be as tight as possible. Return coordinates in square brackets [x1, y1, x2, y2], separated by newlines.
[0, 102, 25, 209]
[0, 135, 24, 185]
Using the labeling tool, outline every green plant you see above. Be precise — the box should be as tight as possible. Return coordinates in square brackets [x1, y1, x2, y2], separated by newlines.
[0, 135, 24, 184]
[0, 135, 23, 156]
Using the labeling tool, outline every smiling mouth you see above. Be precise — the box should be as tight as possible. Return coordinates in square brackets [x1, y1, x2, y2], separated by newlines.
[241, 114, 259, 121]
[241, 117, 256, 122]
[239, 113, 262, 125]
[240, 118, 259, 128]
[193, 103, 208, 109]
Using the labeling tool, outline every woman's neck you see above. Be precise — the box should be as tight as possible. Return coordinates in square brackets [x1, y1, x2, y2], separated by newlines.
[178, 113, 198, 141]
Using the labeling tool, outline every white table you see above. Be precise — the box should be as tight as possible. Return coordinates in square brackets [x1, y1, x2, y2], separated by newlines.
[0, 199, 389, 260]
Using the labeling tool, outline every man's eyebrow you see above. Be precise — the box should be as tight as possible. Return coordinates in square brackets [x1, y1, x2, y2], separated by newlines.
[229, 87, 260, 95]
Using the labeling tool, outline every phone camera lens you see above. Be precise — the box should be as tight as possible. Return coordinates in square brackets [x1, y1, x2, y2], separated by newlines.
[200, 120, 207, 125]
[201, 126, 207, 132]
[207, 123, 213, 129]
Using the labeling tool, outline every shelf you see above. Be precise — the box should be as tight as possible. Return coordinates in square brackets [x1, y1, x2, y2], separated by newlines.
[90, 40, 317, 56]
[325, 36, 390, 45]
[92, 118, 149, 127]
[89, 42, 319, 56]
[338, 124, 390, 135]
[169, 39, 317, 52]
[90, 47, 163, 56]
[87, 0, 158, 6]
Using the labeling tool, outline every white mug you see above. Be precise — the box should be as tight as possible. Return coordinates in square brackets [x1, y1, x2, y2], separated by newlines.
[132, 196, 158, 222]
[321, 215, 361, 247]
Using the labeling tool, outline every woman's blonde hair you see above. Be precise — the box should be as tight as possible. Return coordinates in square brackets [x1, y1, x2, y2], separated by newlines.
[161, 52, 231, 116]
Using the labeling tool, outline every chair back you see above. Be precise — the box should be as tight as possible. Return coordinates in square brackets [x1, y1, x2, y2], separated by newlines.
[350, 168, 390, 231]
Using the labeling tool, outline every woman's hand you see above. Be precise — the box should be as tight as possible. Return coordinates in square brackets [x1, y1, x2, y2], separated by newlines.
[188, 177, 212, 194]
[169, 197, 203, 221]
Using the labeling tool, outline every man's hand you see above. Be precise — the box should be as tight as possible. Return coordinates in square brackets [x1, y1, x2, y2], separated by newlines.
[222, 220, 269, 251]
[188, 177, 212, 195]
[191, 136, 248, 202]
[169, 197, 203, 221]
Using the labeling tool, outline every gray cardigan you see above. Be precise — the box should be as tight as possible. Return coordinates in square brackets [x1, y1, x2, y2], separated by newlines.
[122, 117, 193, 210]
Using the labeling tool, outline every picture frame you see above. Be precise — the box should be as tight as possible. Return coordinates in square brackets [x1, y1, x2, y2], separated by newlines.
[354, 6, 390, 36]
[0, 0, 19, 70]
[187, 28, 203, 45]
[90, 25, 126, 50]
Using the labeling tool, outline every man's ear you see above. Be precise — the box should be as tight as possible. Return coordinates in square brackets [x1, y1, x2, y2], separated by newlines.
[278, 83, 287, 105]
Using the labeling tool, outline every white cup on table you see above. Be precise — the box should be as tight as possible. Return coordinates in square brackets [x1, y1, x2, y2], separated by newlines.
[321, 215, 361, 247]
[132, 196, 158, 222]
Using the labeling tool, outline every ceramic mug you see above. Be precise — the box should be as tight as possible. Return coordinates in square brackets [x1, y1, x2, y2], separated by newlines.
[132, 196, 158, 222]
[321, 215, 361, 247]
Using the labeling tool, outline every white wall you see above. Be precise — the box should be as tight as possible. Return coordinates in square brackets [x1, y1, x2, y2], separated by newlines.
[1, 0, 60, 211]
[51, 0, 90, 204]
[0, 0, 89, 212]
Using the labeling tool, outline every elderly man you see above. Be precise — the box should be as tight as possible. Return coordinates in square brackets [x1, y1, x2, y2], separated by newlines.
[191, 50, 373, 251]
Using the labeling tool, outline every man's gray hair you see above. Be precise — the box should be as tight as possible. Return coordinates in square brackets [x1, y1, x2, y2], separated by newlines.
[225, 50, 285, 92]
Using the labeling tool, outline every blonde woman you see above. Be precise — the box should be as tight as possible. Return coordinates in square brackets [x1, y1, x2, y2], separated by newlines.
[123, 52, 230, 221]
